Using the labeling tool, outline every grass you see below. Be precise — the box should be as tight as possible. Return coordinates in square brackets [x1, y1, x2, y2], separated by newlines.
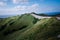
[0, 14, 60, 40]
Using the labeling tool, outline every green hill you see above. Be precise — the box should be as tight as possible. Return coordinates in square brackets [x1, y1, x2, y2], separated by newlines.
[0, 14, 60, 40]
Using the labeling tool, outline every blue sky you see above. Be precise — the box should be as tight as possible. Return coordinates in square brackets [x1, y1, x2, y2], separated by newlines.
[0, 0, 60, 15]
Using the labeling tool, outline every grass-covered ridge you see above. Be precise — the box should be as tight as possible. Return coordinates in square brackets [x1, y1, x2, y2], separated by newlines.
[0, 13, 60, 40]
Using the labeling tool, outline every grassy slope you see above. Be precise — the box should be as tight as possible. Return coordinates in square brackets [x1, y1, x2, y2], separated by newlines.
[0, 14, 60, 40]
[13, 17, 60, 40]
[3, 17, 60, 40]
[0, 14, 38, 40]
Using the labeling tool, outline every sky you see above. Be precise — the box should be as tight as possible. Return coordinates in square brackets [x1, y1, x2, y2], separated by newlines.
[0, 0, 60, 15]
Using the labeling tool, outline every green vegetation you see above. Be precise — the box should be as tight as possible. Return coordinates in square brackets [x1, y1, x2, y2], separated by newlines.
[0, 14, 60, 40]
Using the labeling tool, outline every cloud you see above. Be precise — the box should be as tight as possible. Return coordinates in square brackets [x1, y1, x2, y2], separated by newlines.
[40, 0, 45, 1]
[15, 4, 40, 12]
[13, 0, 29, 4]
[0, 0, 7, 1]
[0, 4, 40, 15]
[27, 4, 40, 12]
[0, 0, 7, 7]
[1, 3, 59, 15]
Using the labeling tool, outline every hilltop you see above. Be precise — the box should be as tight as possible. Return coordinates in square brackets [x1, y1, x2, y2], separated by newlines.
[0, 13, 60, 40]
[31, 12, 60, 16]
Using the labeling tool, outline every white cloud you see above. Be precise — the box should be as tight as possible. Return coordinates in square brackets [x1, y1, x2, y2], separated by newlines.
[13, 0, 28, 4]
[0, 0, 7, 7]
[0, 3, 59, 15]
[27, 4, 40, 12]
[14, 4, 40, 12]
[40, 0, 45, 1]
[0, 4, 40, 15]
[0, 2, 6, 7]
[2, 0, 7, 1]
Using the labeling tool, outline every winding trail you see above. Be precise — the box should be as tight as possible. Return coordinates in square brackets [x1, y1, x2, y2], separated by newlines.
[31, 14, 60, 20]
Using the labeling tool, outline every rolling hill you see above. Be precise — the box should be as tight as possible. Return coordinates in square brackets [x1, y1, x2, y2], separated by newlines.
[0, 13, 60, 40]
